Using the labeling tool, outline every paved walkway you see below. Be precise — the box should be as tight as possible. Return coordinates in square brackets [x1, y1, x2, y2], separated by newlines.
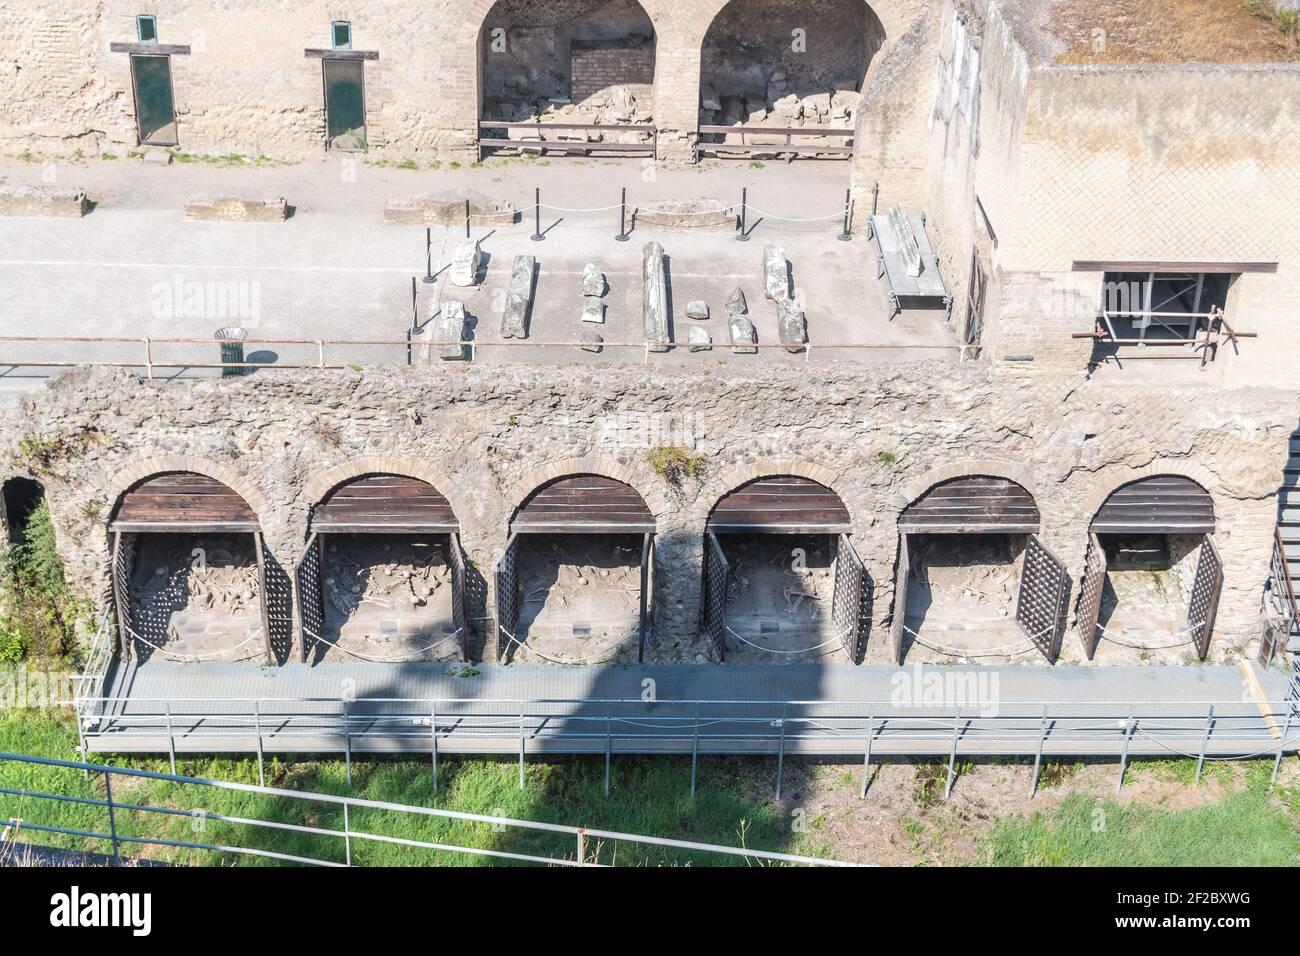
[84, 659, 1296, 758]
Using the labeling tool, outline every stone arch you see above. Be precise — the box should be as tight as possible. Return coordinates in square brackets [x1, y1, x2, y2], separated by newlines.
[895, 459, 1042, 517]
[303, 455, 461, 515]
[505, 454, 669, 525]
[695, 458, 849, 526]
[1079, 461, 1220, 523]
[99, 455, 271, 537]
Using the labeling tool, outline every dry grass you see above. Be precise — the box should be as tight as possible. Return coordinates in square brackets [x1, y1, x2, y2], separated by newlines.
[1048, 0, 1300, 64]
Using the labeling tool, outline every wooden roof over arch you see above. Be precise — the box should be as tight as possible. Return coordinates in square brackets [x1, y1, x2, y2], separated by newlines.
[510, 475, 655, 535]
[898, 476, 1040, 533]
[110, 473, 260, 533]
[311, 474, 458, 533]
[707, 477, 851, 534]
[1090, 476, 1214, 535]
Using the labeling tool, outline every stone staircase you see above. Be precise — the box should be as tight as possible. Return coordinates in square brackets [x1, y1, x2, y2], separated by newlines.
[1276, 427, 1300, 675]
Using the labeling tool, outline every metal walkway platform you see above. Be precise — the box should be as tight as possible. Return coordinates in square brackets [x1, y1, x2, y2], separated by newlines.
[77, 660, 1297, 760]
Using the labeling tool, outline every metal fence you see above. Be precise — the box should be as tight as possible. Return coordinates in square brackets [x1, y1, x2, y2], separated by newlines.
[69, 691, 1300, 801]
[0, 751, 853, 867]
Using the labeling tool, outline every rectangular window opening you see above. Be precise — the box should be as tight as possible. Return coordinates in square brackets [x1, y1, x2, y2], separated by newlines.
[332, 21, 352, 50]
[323, 58, 367, 151]
[1088, 270, 1239, 368]
[136, 15, 158, 44]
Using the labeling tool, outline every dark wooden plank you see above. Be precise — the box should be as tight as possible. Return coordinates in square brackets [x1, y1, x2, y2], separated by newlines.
[899, 476, 1040, 531]
[312, 474, 457, 532]
[512, 475, 654, 533]
[708, 477, 850, 532]
[111, 473, 258, 529]
[110, 42, 192, 55]
[1072, 260, 1277, 274]
[303, 48, 379, 60]
[1091, 476, 1214, 533]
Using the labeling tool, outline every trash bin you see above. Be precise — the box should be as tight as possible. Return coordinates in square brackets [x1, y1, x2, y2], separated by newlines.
[214, 326, 248, 378]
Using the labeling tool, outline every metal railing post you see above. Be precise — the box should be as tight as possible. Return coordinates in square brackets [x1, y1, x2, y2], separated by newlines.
[165, 701, 176, 776]
[1195, 703, 1214, 784]
[690, 704, 700, 799]
[1116, 707, 1136, 792]
[774, 704, 787, 800]
[604, 704, 613, 797]
[1272, 703, 1295, 785]
[343, 700, 352, 788]
[430, 701, 439, 794]
[1029, 705, 1048, 797]
[102, 770, 121, 866]
[143, 338, 154, 380]
[859, 711, 876, 799]
[576, 828, 587, 865]
[518, 704, 526, 790]
[944, 709, 963, 799]
[254, 702, 265, 788]
[531, 188, 543, 242]
[343, 800, 352, 866]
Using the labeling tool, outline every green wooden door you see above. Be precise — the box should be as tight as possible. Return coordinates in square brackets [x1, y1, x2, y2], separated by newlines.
[130, 54, 177, 145]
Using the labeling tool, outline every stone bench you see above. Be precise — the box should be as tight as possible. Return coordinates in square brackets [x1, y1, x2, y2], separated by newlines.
[0, 184, 90, 218]
[384, 194, 517, 227]
[184, 194, 288, 222]
[634, 198, 736, 231]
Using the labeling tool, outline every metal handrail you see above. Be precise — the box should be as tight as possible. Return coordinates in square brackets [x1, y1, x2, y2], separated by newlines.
[0, 751, 854, 867]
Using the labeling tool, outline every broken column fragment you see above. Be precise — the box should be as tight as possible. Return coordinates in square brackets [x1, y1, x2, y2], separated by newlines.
[426, 301, 467, 360]
[582, 297, 605, 324]
[763, 245, 791, 302]
[500, 254, 535, 339]
[726, 287, 757, 354]
[688, 327, 713, 352]
[579, 329, 604, 353]
[642, 241, 670, 352]
[685, 300, 709, 320]
[776, 295, 807, 353]
[580, 262, 606, 297]
[449, 239, 482, 287]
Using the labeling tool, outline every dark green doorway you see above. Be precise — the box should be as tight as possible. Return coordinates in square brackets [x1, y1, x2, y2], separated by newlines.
[130, 54, 178, 146]
[323, 59, 367, 150]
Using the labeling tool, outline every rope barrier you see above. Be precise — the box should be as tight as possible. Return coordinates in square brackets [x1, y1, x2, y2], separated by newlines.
[901, 623, 1050, 658]
[127, 624, 261, 663]
[499, 626, 632, 667]
[744, 204, 849, 223]
[725, 626, 846, 656]
[1133, 724, 1300, 762]
[304, 627, 461, 664]
[1095, 620, 1202, 651]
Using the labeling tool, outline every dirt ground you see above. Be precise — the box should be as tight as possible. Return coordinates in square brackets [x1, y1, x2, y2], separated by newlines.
[900, 534, 1040, 665]
[721, 534, 846, 664]
[512, 534, 644, 664]
[316, 535, 460, 662]
[129, 532, 262, 661]
[728, 753, 1300, 866]
[1047, 0, 1299, 64]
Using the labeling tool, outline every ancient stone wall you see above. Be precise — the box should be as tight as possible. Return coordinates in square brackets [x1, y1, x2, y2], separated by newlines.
[3, 363, 1294, 665]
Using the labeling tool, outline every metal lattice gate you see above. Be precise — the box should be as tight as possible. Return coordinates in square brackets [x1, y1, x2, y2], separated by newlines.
[1015, 535, 1070, 663]
[294, 533, 324, 663]
[890, 534, 910, 664]
[831, 534, 870, 664]
[495, 534, 520, 661]
[1187, 535, 1223, 660]
[110, 531, 137, 660]
[252, 533, 274, 662]
[638, 533, 654, 662]
[1076, 532, 1107, 660]
[450, 532, 467, 661]
[702, 532, 729, 662]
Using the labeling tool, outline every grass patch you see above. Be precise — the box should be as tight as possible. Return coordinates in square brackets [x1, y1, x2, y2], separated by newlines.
[984, 766, 1300, 866]
[645, 445, 707, 486]
[1, 501, 85, 665]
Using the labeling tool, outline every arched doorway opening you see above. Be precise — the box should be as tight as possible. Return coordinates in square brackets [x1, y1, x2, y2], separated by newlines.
[1077, 476, 1220, 662]
[703, 476, 868, 663]
[697, 0, 884, 159]
[891, 477, 1068, 664]
[295, 475, 466, 664]
[496, 475, 655, 664]
[108, 473, 268, 663]
[478, 0, 657, 157]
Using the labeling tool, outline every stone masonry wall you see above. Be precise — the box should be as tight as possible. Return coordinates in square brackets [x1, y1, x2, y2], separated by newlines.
[3, 363, 1295, 665]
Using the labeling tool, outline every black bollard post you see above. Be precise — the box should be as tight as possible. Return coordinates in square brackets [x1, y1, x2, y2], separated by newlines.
[421, 227, 436, 284]
[531, 187, 544, 241]
[838, 188, 853, 242]
[465, 199, 471, 239]
[736, 186, 750, 242]
[615, 187, 629, 242]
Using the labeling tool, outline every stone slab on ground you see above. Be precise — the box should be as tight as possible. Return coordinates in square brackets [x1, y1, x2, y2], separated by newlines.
[183, 194, 288, 222]
[0, 184, 89, 218]
[635, 198, 735, 230]
[641, 240, 670, 352]
[384, 194, 516, 227]
[423, 300, 467, 361]
[500, 254, 535, 339]
[448, 238, 482, 287]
